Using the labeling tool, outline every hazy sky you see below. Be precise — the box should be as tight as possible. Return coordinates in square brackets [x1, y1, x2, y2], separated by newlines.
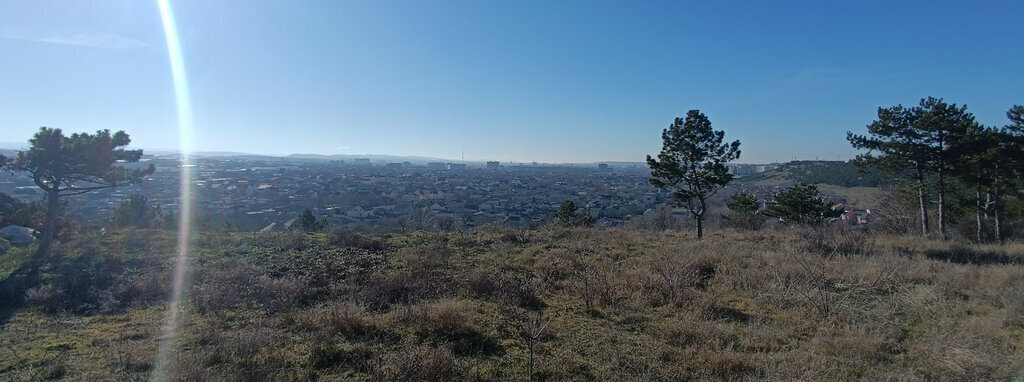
[1, 1, 1022, 163]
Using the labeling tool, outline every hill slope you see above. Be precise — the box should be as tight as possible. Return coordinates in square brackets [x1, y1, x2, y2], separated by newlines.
[1, 227, 1022, 380]
[739, 161, 888, 206]
[741, 160, 887, 188]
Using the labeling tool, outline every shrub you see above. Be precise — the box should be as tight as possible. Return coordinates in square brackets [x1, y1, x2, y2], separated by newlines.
[24, 283, 57, 310]
[800, 222, 877, 257]
[328, 227, 385, 250]
[108, 195, 160, 229]
[401, 243, 452, 271]
[296, 208, 327, 233]
[722, 192, 762, 230]
[766, 184, 842, 225]
[641, 247, 718, 307]
[554, 200, 595, 227]
[256, 230, 312, 251]
[379, 344, 462, 381]
[468, 269, 545, 310]
[190, 259, 305, 315]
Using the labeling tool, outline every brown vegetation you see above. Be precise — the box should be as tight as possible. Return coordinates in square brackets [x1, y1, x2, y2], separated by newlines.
[1, 226, 1023, 380]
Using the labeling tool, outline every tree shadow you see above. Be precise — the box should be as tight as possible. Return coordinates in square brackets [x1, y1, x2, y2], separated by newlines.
[0, 241, 142, 326]
[441, 328, 505, 357]
[924, 246, 1021, 265]
[0, 252, 46, 326]
[703, 304, 751, 323]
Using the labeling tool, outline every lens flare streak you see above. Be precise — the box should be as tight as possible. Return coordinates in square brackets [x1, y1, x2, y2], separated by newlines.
[154, 0, 194, 379]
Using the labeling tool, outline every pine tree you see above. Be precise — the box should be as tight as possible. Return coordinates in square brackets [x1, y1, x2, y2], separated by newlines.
[848, 97, 978, 238]
[723, 192, 760, 230]
[766, 184, 841, 225]
[297, 208, 327, 232]
[554, 200, 593, 227]
[3, 128, 153, 255]
[647, 110, 740, 239]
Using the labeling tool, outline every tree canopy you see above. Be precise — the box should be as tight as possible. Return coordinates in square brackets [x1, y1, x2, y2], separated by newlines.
[767, 184, 841, 225]
[297, 208, 327, 232]
[647, 110, 740, 239]
[2, 127, 153, 253]
[847, 97, 979, 238]
[8, 128, 152, 197]
[723, 192, 761, 230]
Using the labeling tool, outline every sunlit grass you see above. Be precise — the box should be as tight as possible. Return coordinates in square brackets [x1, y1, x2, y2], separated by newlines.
[1, 227, 1022, 379]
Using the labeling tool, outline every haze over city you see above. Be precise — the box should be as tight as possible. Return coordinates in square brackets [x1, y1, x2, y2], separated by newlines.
[2, 0, 1022, 163]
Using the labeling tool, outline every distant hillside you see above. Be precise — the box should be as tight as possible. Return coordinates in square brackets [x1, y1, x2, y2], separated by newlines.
[741, 160, 887, 188]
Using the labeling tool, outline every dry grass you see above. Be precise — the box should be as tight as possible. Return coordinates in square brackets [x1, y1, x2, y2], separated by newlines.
[1, 227, 1023, 380]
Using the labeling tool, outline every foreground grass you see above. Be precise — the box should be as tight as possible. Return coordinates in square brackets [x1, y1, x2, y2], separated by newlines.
[1, 227, 1023, 380]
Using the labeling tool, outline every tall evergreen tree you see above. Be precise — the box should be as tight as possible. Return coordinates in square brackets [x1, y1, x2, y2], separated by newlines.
[848, 97, 977, 239]
[2, 128, 153, 255]
[647, 110, 740, 239]
[989, 105, 1024, 242]
[848, 105, 929, 236]
[917, 97, 978, 239]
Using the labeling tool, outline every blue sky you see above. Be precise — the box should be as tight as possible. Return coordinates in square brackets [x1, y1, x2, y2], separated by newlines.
[1, 1, 1021, 163]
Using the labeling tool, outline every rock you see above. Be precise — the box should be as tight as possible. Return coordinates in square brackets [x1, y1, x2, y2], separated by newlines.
[0, 238, 10, 253]
[0, 225, 38, 246]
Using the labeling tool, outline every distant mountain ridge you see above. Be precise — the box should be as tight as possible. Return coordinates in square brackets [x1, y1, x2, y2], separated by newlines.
[4, 144, 840, 170]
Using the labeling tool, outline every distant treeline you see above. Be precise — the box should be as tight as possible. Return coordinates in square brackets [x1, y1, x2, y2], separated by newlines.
[848, 98, 1024, 242]
[744, 160, 888, 188]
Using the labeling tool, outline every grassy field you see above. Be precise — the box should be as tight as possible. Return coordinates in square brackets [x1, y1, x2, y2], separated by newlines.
[1, 226, 1023, 381]
[814, 184, 883, 208]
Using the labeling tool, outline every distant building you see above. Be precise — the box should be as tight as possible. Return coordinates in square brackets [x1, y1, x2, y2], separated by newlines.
[598, 163, 609, 171]
[448, 163, 466, 170]
[842, 209, 871, 226]
[486, 161, 500, 169]
[354, 158, 371, 165]
[427, 162, 446, 169]
[347, 206, 372, 218]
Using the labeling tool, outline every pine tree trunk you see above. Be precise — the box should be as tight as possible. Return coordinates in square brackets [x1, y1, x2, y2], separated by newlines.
[984, 192, 992, 219]
[937, 170, 947, 240]
[975, 187, 983, 243]
[37, 189, 60, 257]
[916, 173, 930, 237]
[695, 199, 705, 240]
[528, 340, 534, 382]
[994, 187, 1003, 243]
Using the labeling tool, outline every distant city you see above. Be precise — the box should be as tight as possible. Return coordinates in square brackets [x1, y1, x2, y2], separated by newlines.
[0, 154, 784, 231]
